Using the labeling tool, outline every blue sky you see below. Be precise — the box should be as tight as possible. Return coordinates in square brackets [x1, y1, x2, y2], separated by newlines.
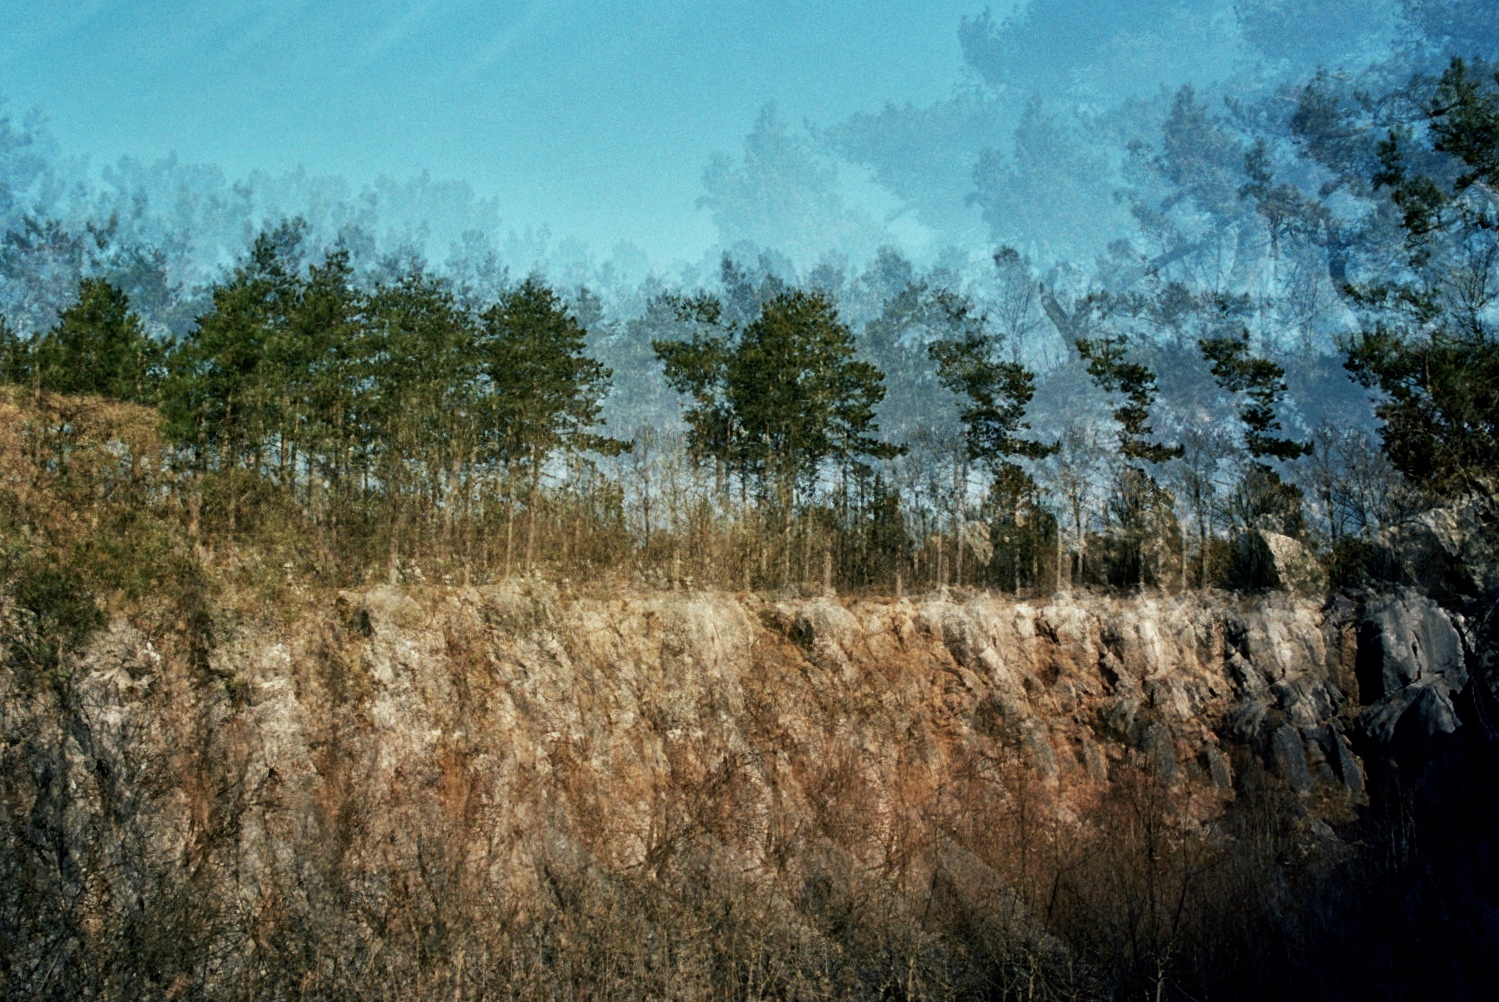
[0, 1, 992, 262]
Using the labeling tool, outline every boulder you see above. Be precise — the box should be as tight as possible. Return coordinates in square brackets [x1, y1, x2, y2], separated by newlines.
[1356, 590, 1468, 747]
[1356, 591, 1466, 701]
[1381, 491, 1499, 599]
[1229, 530, 1327, 594]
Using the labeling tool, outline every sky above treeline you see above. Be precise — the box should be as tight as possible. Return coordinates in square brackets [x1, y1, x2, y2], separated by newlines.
[0, 1, 989, 263]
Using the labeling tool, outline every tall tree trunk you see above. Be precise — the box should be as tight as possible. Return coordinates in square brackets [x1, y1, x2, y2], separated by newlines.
[505, 495, 515, 580]
[526, 447, 540, 573]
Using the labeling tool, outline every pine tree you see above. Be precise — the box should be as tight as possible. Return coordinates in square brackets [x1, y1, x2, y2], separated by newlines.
[365, 262, 476, 575]
[656, 286, 898, 506]
[655, 284, 897, 584]
[928, 289, 1054, 474]
[1199, 324, 1310, 535]
[727, 291, 890, 503]
[291, 247, 367, 526]
[0, 314, 29, 385]
[1076, 324, 1182, 464]
[34, 277, 160, 403]
[478, 276, 623, 572]
[161, 220, 306, 472]
[652, 292, 739, 494]
[1076, 319, 1181, 587]
[928, 287, 1054, 591]
[1345, 59, 1499, 493]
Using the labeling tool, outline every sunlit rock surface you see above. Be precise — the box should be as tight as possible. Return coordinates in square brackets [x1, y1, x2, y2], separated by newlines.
[2, 581, 1488, 994]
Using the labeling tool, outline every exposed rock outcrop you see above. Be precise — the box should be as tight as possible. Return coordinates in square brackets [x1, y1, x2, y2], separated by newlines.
[1, 580, 1487, 997]
[1356, 590, 1469, 746]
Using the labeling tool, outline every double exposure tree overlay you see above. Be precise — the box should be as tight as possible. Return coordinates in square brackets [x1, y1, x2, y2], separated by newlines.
[1346, 59, 1499, 493]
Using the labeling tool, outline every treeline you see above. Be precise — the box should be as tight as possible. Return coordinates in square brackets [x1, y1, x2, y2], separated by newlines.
[3, 59, 1498, 597]
[0, 242, 1254, 594]
[1, 218, 637, 583]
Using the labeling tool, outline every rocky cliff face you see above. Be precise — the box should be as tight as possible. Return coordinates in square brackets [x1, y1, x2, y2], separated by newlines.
[8, 576, 1490, 999]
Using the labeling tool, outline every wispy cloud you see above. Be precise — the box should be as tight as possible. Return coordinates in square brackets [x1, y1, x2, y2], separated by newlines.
[194, 0, 320, 62]
[461, 0, 571, 80]
[0, 0, 120, 60]
[362, 0, 443, 62]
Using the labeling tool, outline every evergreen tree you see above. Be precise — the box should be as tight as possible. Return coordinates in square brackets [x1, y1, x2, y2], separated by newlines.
[480, 277, 622, 474]
[928, 289, 1054, 475]
[478, 276, 624, 570]
[1401, 0, 1499, 57]
[656, 285, 899, 504]
[1075, 322, 1182, 466]
[843, 471, 911, 589]
[0, 314, 28, 384]
[655, 284, 898, 584]
[364, 262, 477, 571]
[1345, 59, 1499, 492]
[727, 289, 898, 507]
[161, 220, 306, 472]
[859, 254, 940, 438]
[1234, 0, 1392, 69]
[1200, 327, 1309, 462]
[1200, 324, 1311, 534]
[652, 292, 740, 492]
[33, 277, 160, 403]
[928, 288, 1055, 590]
[289, 247, 368, 521]
[1076, 316, 1182, 587]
